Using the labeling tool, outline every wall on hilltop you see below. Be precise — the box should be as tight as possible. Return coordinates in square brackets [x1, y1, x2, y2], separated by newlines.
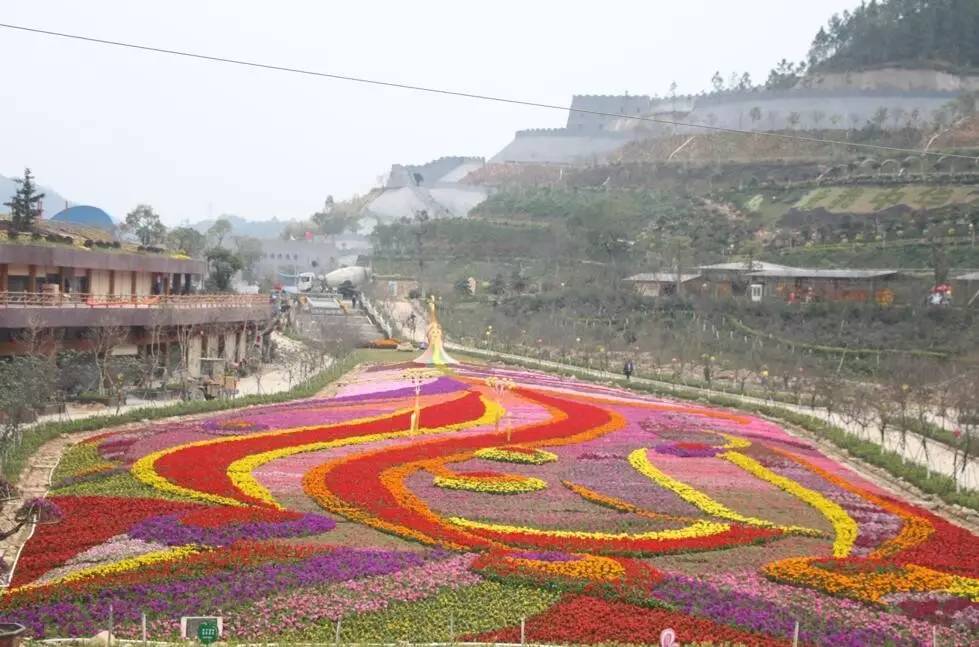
[387, 156, 485, 188]
[491, 131, 637, 165]
[802, 68, 979, 93]
[567, 95, 653, 133]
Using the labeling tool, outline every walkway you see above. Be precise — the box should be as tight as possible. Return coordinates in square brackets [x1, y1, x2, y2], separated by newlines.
[1, 429, 105, 586]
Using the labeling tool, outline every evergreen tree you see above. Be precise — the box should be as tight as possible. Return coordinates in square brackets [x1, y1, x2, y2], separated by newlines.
[807, 0, 979, 72]
[4, 168, 45, 232]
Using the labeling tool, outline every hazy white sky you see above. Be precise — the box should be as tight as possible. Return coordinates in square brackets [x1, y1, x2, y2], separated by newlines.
[0, 0, 859, 225]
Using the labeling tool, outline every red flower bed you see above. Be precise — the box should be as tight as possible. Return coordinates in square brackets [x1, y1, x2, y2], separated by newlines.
[888, 502, 979, 578]
[468, 594, 790, 646]
[307, 388, 618, 550]
[178, 506, 301, 528]
[153, 391, 485, 506]
[10, 496, 200, 587]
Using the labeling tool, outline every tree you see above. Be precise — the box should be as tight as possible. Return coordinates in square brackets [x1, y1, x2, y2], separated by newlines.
[872, 107, 889, 129]
[4, 168, 44, 233]
[205, 247, 243, 292]
[749, 106, 763, 129]
[710, 71, 725, 93]
[738, 72, 752, 91]
[765, 59, 804, 90]
[233, 236, 264, 283]
[807, 0, 979, 72]
[125, 204, 166, 246]
[787, 112, 802, 129]
[208, 217, 232, 248]
[167, 226, 207, 257]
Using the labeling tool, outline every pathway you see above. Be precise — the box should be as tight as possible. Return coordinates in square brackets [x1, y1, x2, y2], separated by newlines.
[1, 429, 105, 587]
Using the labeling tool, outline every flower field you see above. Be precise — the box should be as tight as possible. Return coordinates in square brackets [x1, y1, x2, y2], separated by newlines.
[3, 360, 978, 645]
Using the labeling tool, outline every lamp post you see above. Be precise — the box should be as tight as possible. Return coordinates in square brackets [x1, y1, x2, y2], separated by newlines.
[402, 368, 441, 433]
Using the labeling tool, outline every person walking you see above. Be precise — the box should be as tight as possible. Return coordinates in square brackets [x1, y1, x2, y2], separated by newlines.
[623, 359, 635, 381]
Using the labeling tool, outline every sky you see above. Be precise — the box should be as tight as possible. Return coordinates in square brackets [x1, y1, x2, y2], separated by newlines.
[0, 0, 860, 225]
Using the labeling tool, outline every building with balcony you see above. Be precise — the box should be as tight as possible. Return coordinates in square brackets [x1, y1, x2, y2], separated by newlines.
[0, 243, 275, 377]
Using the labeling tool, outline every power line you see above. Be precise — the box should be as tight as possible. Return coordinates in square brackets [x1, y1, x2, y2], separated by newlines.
[1, 21, 977, 162]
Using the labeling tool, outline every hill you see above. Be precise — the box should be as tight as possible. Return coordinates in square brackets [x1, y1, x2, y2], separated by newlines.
[191, 214, 293, 240]
[808, 0, 979, 73]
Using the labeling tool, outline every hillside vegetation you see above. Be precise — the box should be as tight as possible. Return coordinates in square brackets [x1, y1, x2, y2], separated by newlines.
[808, 0, 979, 72]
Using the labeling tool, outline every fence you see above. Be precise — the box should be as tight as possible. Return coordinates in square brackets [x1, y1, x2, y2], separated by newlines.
[0, 292, 271, 310]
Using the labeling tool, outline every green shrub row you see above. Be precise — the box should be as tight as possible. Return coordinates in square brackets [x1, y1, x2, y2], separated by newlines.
[2, 352, 363, 482]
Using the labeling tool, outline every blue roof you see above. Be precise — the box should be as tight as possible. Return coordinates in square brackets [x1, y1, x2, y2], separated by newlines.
[49, 205, 115, 231]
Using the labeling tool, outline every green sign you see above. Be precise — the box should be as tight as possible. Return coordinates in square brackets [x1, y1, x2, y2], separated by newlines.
[197, 621, 219, 645]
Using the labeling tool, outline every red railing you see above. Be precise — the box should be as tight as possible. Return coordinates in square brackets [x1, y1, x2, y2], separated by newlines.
[0, 292, 271, 309]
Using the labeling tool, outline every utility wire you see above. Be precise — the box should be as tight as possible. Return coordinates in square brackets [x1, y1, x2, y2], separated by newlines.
[1, 21, 977, 162]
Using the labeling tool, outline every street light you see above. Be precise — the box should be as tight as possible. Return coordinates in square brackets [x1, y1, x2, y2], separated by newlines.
[401, 368, 442, 433]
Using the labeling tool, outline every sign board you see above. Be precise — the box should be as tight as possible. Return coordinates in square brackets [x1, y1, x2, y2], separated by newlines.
[180, 617, 223, 642]
[197, 622, 218, 644]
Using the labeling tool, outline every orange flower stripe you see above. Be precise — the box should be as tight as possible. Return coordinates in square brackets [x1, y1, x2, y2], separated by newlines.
[770, 447, 935, 558]
[764, 556, 979, 604]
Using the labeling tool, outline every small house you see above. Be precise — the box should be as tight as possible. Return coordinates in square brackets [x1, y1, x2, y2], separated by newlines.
[744, 267, 903, 304]
[623, 272, 703, 297]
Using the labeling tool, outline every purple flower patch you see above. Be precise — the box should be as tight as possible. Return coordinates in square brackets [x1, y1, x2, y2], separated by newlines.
[201, 418, 271, 435]
[129, 512, 335, 547]
[653, 442, 722, 458]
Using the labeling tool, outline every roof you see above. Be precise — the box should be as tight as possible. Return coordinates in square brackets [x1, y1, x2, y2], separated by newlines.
[746, 268, 899, 279]
[624, 272, 702, 283]
[955, 271, 979, 281]
[49, 205, 115, 231]
[699, 261, 793, 272]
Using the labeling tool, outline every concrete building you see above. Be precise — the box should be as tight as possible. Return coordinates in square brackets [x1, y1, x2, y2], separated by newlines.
[0, 242, 274, 376]
[254, 238, 341, 283]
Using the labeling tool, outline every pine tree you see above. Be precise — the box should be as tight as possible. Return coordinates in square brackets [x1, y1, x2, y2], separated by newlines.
[4, 168, 45, 232]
